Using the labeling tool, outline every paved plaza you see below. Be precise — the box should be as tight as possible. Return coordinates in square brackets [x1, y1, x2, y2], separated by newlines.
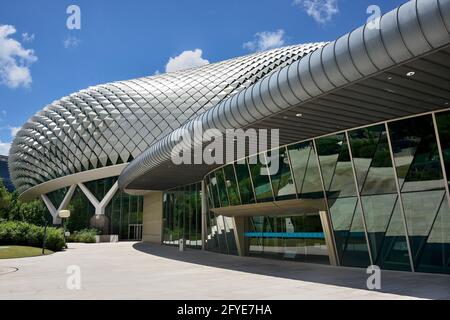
[0, 242, 449, 300]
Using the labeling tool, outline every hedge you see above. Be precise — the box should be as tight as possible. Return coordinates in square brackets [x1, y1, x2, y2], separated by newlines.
[68, 228, 98, 243]
[0, 221, 65, 251]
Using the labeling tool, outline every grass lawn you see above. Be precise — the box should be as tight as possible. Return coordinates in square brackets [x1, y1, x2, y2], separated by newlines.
[0, 246, 54, 259]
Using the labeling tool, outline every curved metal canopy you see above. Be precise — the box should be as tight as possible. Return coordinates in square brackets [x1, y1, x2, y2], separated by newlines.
[11, 43, 324, 198]
[119, 0, 450, 192]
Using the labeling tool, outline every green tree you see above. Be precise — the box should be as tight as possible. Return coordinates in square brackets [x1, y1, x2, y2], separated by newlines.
[0, 180, 52, 226]
[0, 179, 12, 220]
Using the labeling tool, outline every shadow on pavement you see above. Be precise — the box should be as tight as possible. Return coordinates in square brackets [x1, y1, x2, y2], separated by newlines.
[133, 242, 450, 300]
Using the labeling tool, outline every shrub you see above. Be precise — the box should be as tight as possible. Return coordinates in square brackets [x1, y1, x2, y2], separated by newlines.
[68, 228, 98, 243]
[0, 221, 65, 251]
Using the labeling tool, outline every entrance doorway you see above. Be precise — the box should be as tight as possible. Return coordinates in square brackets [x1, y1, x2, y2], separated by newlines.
[245, 213, 329, 264]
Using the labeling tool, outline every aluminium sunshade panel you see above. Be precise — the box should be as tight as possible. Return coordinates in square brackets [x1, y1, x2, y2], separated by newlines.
[10, 43, 325, 196]
[119, 0, 450, 192]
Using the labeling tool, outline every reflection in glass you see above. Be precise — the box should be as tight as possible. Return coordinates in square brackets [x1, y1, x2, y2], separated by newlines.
[348, 125, 397, 195]
[436, 111, 450, 189]
[389, 115, 448, 272]
[268, 148, 296, 201]
[234, 160, 255, 205]
[248, 155, 274, 203]
[215, 170, 230, 207]
[246, 214, 328, 263]
[223, 164, 241, 206]
[206, 174, 220, 208]
[316, 134, 356, 198]
[389, 115, 445, 192]
[162, 183, 202, 249]
[287, 141, 323, 199]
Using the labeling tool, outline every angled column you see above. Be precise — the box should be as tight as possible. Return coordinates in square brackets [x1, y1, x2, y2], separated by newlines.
[41, 185, 77, 225]
[77, 181, 118, 215]
[319, 210, 338, 266]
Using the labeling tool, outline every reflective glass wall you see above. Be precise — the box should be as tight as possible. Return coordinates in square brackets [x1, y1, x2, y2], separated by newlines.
[162, 182, 202, 249]
[47, 177, 143, 240]
[246, 214, 328, 263]
[205, 109, 450, 274]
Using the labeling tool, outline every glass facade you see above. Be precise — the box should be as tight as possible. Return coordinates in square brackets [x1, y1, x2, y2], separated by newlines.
[162, 182, 202, 248]
[203, 109, 450, 275]
[105, 189, 143, 240]
[246, 214, 328, 263]
[48, 177, 143, 240]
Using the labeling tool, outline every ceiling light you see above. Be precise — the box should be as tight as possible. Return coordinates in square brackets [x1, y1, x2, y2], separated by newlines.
[296, 113, 303, 118]
[406, 71, 415, 77]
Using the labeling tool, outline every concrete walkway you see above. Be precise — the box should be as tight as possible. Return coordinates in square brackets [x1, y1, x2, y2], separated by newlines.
[0, 242, 449, 300]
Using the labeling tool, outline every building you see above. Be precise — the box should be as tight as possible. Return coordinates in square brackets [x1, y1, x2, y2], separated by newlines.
[0, 155, 14, 192]
[9, 0, 450, 274]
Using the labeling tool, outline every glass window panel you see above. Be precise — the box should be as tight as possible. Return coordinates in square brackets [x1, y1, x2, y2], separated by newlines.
[287, 142, 310, 195]
[348, 125, 397, 195]
[207, 174, 221, 208]
[121, 195, 129, 239]
[206, 211, 220, 252]
[417, 196, 450, 274]
[223, 164, 241, 206]
[436, 110, 450, 189]
[223, 216, 238, 255]
[380, 200, 412, 271]
[361, 194, 397, 263]
[248, 216, 264, 255]
[300, 144, 323, 199]
[328, 197, 357, 262]
[341, 200, 371, 267]
[402, 190, 446, 263]
[162, 193, 168, 244]
[185, 186, 191, 245]
[248, 155, 274, 203]
[389, 114, 445, 192]
[216, 215, 228, 254]
[129, 196, 138, 225]
[214, 170, 229, 207]
[234, 161, 255, 204]
[316, 134, 356, 198]
[268, 148, 297, 201]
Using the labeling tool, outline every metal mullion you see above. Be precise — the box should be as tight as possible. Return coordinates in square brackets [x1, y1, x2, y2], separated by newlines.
[432, 112, 450, 226]
[384, 122, 415, 272]
[354, 127, 384, 193]
[246, 159, 257, 203]
[221, 167, 232, 207]
[345, 131, 374, 266]
[213, 172, 222, 208]
[298, 145, 313, 196]
[284, 146, 299, 199]
[263, 152, 276, 201]
[232, 163, 243, 205]
[312, 139, 340, 266]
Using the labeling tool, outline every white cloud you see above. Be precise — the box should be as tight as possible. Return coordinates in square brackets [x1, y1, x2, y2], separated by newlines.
[63, 35, 81, 49]
[293, 0, 339, 25]
[10, 126, 20, 138]
[0, 140, 10, 156]
[22, 32, 35, 43]
[243, 29, 286, 52]
[165, 49, 209, 73]
[0, 24, 38, 89]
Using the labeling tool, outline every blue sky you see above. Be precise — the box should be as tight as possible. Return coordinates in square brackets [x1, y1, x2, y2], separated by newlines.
[0, 0, 406, 155]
